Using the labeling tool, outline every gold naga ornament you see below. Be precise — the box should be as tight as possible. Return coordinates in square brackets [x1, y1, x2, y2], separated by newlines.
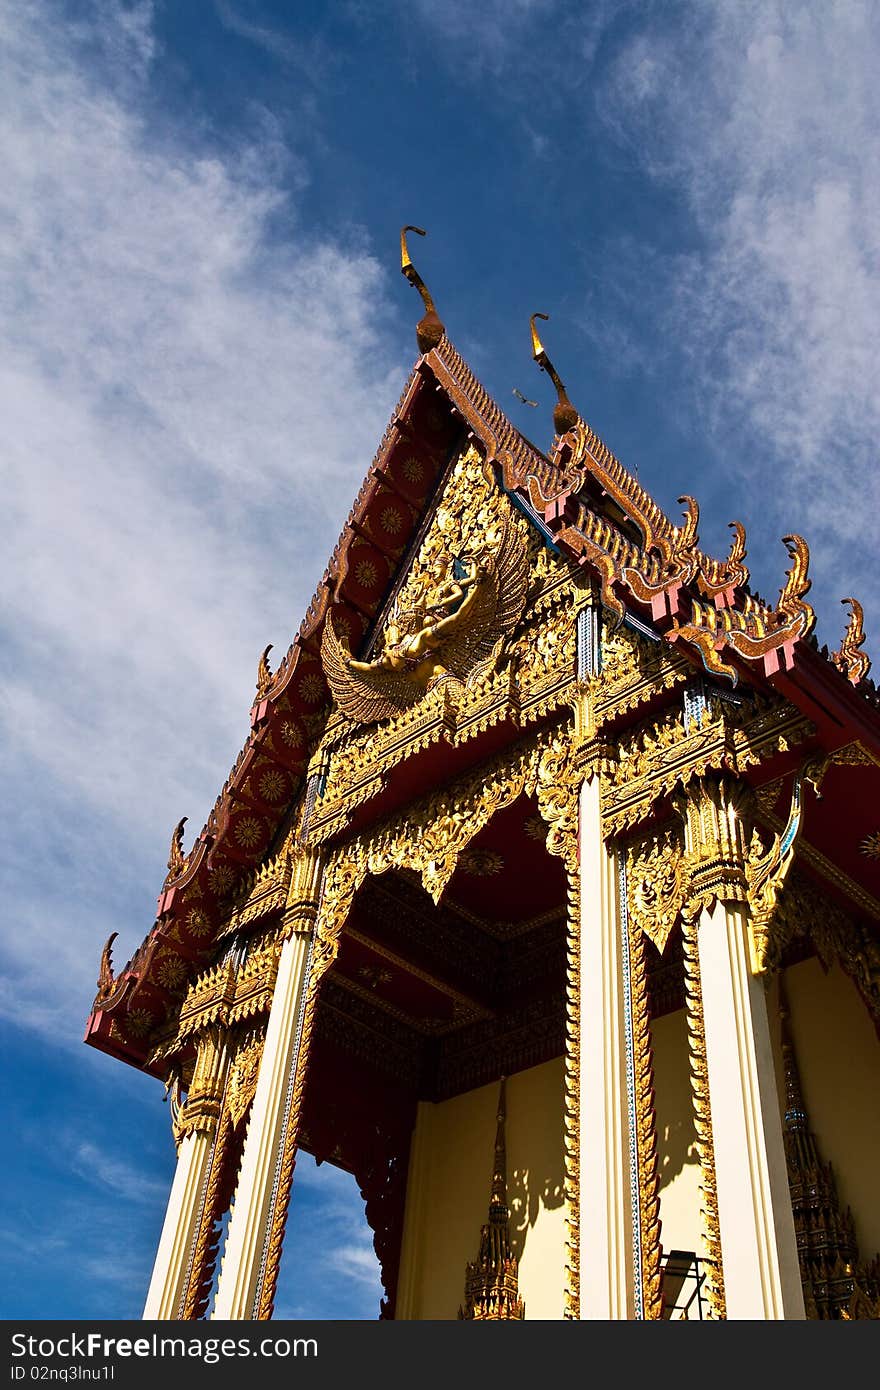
[321, 512, 529, 725]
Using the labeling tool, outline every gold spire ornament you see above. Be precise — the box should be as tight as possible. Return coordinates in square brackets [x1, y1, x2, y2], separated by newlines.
[530, 313, 578, 435]
[458, 1077, 525, 1320]
[401, 226, 445, 355]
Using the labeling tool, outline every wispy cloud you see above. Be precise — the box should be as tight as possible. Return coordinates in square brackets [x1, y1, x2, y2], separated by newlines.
[213, 0, 330, 76]
[0, 1, 403, 1039]
[70, 1139, 169, 1205]
[598, 1, 880, 634]
[405, 0, 558, 78]
[275, 1154, 383, 1316]
[325, 1242, 384, 1286]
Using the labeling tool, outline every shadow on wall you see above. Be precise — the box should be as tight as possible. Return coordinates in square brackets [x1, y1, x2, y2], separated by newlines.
[658, 1117, 697, 1190]
[508, 1166, 565, 1261]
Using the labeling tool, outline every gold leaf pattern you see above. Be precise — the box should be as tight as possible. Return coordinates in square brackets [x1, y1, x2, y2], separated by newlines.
[355, 559, 378, 587]
[459, 848, 504, 876]
[233, 816, 263, 849]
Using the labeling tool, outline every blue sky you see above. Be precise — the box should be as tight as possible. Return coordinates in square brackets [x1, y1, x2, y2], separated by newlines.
[1, 0, 878, 1320]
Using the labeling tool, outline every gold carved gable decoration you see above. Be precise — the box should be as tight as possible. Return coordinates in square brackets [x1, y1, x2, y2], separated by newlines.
[321, 447, 530, 725]
[626, 827, 687, 955]
[227, 1036, 264, 1128]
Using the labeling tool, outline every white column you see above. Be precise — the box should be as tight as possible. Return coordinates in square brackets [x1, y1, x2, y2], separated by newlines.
[143, 1030, 229, 1319]
[211, 926, 313, 1320]
[578, 772, 635, 1319]
[144, 1131, 218, 1319]
[697, 900, 805, 1319]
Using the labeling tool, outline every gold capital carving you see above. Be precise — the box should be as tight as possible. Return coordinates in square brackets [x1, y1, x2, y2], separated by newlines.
[170, 1025, 229, 1147]
[673, 768, 819, 977]
[674, 773, 751, 913]
[283, 845, 325, 936]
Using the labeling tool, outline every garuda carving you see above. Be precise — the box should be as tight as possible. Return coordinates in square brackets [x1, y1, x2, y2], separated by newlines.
[321, 514, 529, 724]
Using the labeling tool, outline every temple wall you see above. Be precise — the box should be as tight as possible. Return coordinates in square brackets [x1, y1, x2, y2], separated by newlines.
[396, 1058, 567, 1320]
[394, 955, 880, 1320]
[651, 1008, 703, 1258]
[648, 954, 880, 1274]
[772, 957, 880, 1259]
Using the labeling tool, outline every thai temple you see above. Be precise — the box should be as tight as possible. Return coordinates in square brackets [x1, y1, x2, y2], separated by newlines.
[85, 230, 880, 1321]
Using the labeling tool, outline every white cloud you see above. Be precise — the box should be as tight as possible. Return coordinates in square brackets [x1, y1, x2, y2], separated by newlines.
[406, 0, 557, 76]
[0, 1, 404, 1038]
[213, 0, 326, 75]
[274, 1153, 383, 1315]
[70, 1139, 169, 1205]
[600, 1, 880, 636]
[325, 1242, 384, 1286]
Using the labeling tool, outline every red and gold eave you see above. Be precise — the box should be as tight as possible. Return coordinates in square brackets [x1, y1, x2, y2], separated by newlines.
[84, 335, 880, 1074]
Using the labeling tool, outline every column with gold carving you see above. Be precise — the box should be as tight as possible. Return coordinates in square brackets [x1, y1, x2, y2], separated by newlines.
[143, 1025, 230, 1318]
[577, 758, 636, 1319]
[211, 846, 322, 1320]
[573, 601, 641, 1319]
[677, 774, 804, 1319]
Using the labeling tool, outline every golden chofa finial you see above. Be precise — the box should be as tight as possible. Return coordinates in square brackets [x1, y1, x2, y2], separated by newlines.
[777, 533, 815, 633]
[166, 816, 188, 881]
[530, 313, 579, 436]
[256, 643, 274, 698]
[833, 597, 871, 686]
[400, 226, 445, 355]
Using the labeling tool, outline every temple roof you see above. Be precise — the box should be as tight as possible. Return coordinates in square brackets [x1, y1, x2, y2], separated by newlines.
[84, 332, 880, 1072]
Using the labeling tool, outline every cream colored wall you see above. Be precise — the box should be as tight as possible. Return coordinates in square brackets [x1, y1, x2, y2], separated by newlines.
[649, 954, 880, 1271]
[397, 1058, 568, 1320]
[651, 1008, 703, 1259]
[772, 957, 880, 1258]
